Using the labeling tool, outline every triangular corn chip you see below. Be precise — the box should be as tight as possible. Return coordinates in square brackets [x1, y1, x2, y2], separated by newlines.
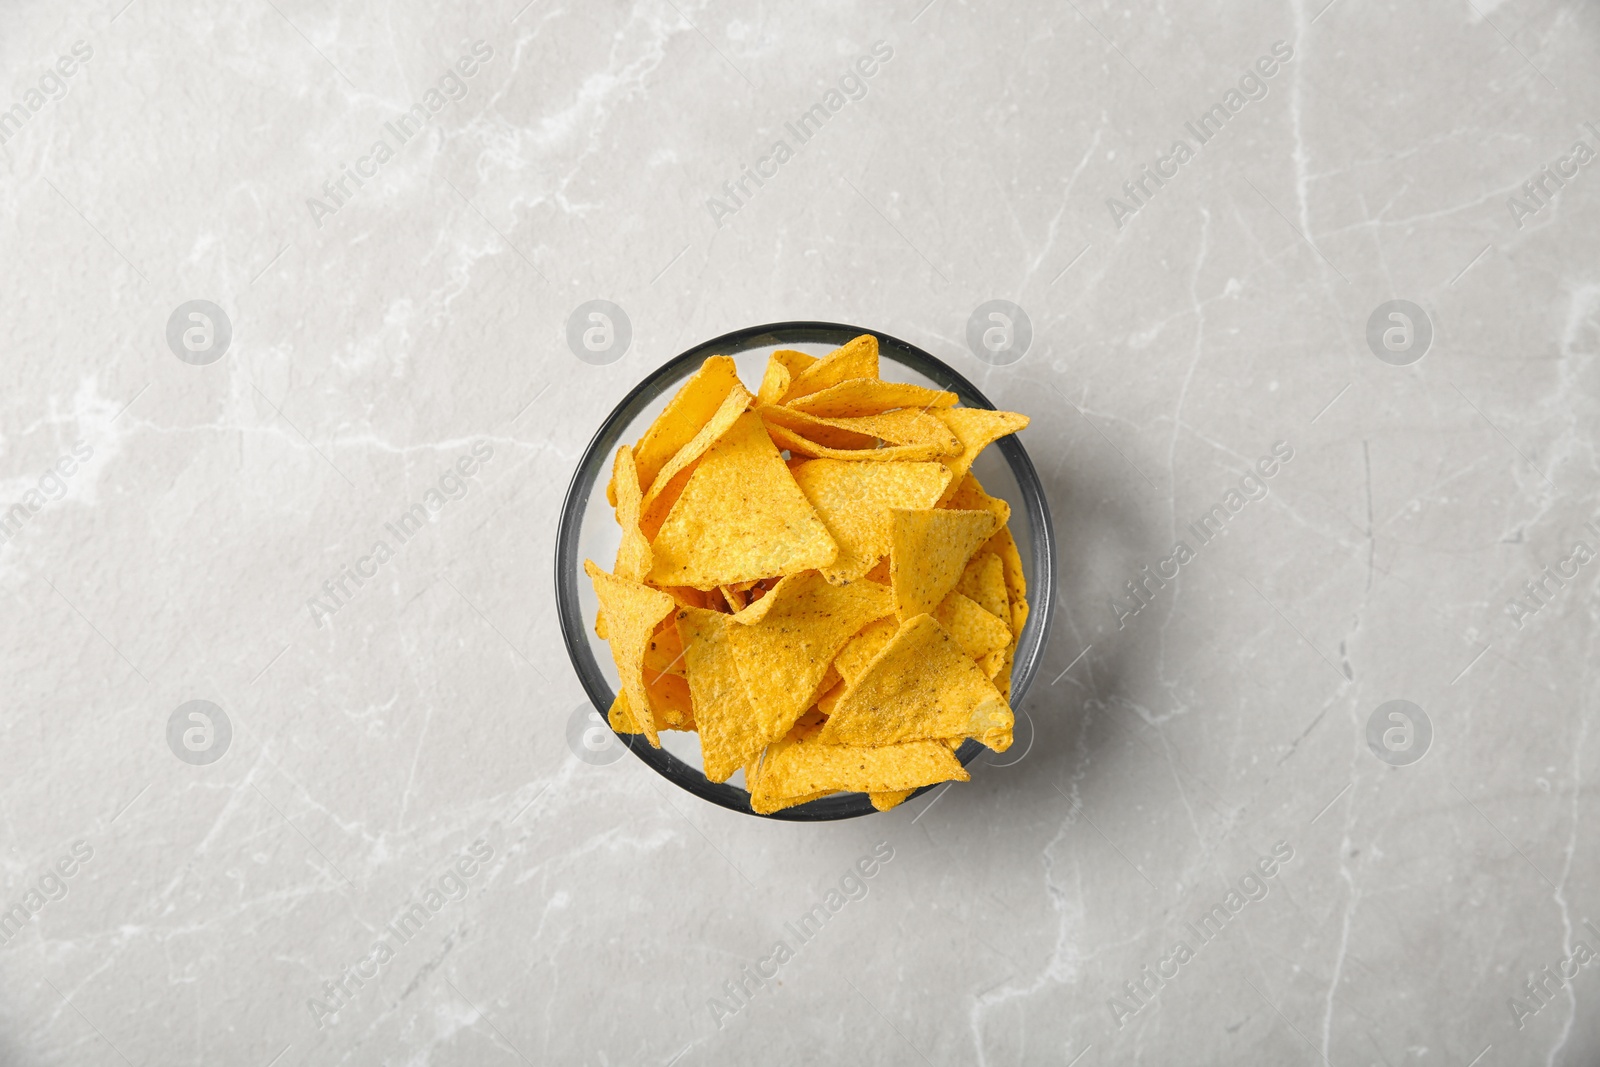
[934, 408, 1030, 504]
[955, 551, 1008, 623]
[869, 789, 916, 811]
[755, 349, 818, 407]
[787, 379, 958, 418]
[757, 730, 969, 798]
[676, 607, 767, 782]
[942, 472, 1011, 529]
[791, 459, 952, 583]
[888, 507, 997, 620]
[985, 524, 1029, 636]
[765, 421, 950, 463]
[819, 614, 1012, 748]
[641, 618, 686, 678]
[726, 571, 892, 749]
[610, 354, 741, 506]
[649, 413, 839, 588]
[639, 381, 753, 534]
[585, 560, 678, 747]
[933, 590, 1012, 660]
[611, 445, 653, 582]
[833, 615, 898, 686]
[782, 334, 878, 402]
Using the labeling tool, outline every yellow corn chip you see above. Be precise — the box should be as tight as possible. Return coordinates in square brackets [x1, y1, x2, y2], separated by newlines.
[760, 407, 961, 455]
[758, 406, 879, 451]
[863, 557, 890, 584]
[819, 614, 1012, 749]
[611, 354, 741, 506]
[758, 730, 970, 798]
[933, 590, 1012, 660]
[649, 413, 839, 588]
[833, 614, 899, 686]
[676, 607, 767, 781]
[726, 571, 892, 751]
[608, 680, 696, 734]
[607, 690, 638, 733]
[782, 334, 878, 402]
[977, 647, 1006, 680]
[642, 620, 686, 679]
[585, 561, 679, 747]
[985, 524, 1029, 637]
[888, 507, 998, 620]
[869, 789, 915, 811]
[791, 459, 952, 583]
[787, 379, 958, 418]
[942, 471, 1011, 529]
[639, 381, 753, 534]
[934, 408, 1030, 505]
[955, 552, 1008, 623]
[765, 422, 950, 463]
[610, 445, 653, 583]
[755, 349, 818, 407]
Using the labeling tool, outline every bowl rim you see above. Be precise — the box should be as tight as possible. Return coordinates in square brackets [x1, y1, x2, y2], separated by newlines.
[554, 320, 1055, 821]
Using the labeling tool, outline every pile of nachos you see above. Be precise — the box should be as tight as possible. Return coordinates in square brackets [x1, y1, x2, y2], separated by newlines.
[585, 334, 1030, 813]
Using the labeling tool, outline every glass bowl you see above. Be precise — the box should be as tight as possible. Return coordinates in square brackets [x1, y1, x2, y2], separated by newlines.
[554, 321, 1055, 821]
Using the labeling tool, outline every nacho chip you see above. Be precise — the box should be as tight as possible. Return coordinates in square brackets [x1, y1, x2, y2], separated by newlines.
[758, 730, 969, 798]
[977, 647, 1006, 680]
[933, 590, 1012, 660]
[606, 667, 694, 734]
[642, 620, 686, 679]
[934, 408, 1030, 505]
[888, 507, 998, 620]
[610, 445, 653, 582]
[725, 572, 892, 749]
[786, 379, 958, 418]
[869, 789, 916, 811]
[755, 349, 817, 407]
[639, 381, 753, 534]
[676, 607, 767, 781]
[607, 691, 640, 734]
[819, 614, 1012, 749]
[791, 459, 952, 583]
[649, 413, 839, 588]
[585, 561, 678, 746]
[942, 472, 1011, 529]
[863, 557, 890, 584]
[765, 422, 951, 463]
[956, 552, 1008, 623]
[782, 334, 878, 402]
[612, 354, 741, 506]
[760, 407, 961, 455]
[985, 524, 1029, 636]
[833, 615, 898, 686]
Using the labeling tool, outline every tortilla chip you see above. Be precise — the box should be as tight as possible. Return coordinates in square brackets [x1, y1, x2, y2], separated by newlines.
[726, 571, 892, 751]
[985, 525, 1029, 636]
[676, 607, 765, 781]
[977, 648, 1006, 680]
[758, 731, 970, 797]
[816, 677, 846, 716]
[644, 671, 694, 730]
[955, 552, 1008, 622]
[782, 334, 878, 402]
[639, 381, 753, 534]
[933, 590, 1012, 660]
[610, 445, 653, 582]
[934, 408, 1030, 505]
[992, 643, 1015, 701]
[833, 615, 898, 686]
[765, 422, 950, 463]
[787, 379, 958, 418]
[758, 406, 879, 451]
[870, 789, 916, 811]
[942, 472, 1011, 529]
[585, 561, 678, 747]
[649, 413, 839, 588]
[791, 459, 952, 583]
[642, 620, 686, 679]
[607, 691, 640, 734]
[612, 354, 741, 506]
[819, 614, 1012, 749]
[755, 349, 818, 408]
[760, 407, 961, 455]
[863, 557, 890, 584]
[888, 507, 998, 620]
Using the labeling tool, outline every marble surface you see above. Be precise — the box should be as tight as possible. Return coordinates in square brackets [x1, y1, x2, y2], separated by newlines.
[3, 0, 1599, 1063]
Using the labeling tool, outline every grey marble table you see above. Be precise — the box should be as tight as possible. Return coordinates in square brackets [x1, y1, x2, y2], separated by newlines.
[3, 0, 1598, 1064]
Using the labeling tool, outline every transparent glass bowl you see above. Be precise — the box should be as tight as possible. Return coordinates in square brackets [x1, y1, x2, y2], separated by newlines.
[554, 322, 1055, 820]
